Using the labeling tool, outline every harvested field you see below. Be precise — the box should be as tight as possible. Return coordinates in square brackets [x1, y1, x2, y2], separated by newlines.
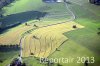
[22, 21, 84, 58]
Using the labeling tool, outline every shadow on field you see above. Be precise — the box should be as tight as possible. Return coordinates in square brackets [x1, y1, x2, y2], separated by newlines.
[0, 44, 20, 52]
[2, 11, 47, 25]
[0, 11, 47, 33]
[0, 45, 19, 63]
[0, 22, 21, 34]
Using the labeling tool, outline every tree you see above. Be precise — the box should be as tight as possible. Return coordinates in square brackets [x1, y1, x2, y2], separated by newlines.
[57, 63, 62, 66]
[97, 32, 100, 35]
[34, 24, 38, 28]
[84, 60, 88, 66]
[0, 9, 4, 18]
[25, 23, 28, 26]
[89, 0, 96, 4]
[89, 0, 100, 5]
[98, 28, 100, 30]
[72, 25, 77, 28]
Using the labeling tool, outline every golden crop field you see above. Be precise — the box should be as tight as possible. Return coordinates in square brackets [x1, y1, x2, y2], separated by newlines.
[21, 21, 84, 58]
[0, 25, 33, 45]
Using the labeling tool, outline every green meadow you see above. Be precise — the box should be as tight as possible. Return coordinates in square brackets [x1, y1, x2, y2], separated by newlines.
[0, 0, 100, 66]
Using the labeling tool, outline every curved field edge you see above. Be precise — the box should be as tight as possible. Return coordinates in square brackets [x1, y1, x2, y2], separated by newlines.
[0, 0, 100, 66]
[21, 21, 84, 58]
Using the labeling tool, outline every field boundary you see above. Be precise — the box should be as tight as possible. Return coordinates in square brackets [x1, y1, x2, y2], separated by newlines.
[19, 1, 76, 58]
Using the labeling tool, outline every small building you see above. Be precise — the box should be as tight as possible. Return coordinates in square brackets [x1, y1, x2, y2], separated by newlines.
[57, 0, 64, 2]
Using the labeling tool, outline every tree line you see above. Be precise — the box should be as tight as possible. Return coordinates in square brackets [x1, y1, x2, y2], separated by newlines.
[89, 0, 100, 5]
[0, 0, 17, 18]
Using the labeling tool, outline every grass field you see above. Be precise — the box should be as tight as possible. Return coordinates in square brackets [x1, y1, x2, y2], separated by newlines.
[48, 0, 100, 66]
[2, 0, 71, 27]
[0, 0, 100, 66]
[0, 0, 72, 65]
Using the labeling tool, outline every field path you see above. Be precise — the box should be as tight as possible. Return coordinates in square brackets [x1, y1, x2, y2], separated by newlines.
[20, 1, 78, 58]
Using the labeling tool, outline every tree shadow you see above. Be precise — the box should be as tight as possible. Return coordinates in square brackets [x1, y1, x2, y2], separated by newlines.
[0, 22, 21, 34]
[0, 11, 47, 33]
[42, 0, 57, 3]
[0, 44, 20, 63]
[0, 44, 20, 52]
[2, 11, 47, 26]
[0, 0, 18, 8]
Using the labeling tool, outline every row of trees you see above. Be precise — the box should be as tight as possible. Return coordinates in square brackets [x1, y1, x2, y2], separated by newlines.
[0, 44, 20, 50]
[97, 28, 100, 35]
[0, 0, 16, 28]
[0, 0, 15, 9]
[89, 0, 100, 5]
[0, 0, 16, 18]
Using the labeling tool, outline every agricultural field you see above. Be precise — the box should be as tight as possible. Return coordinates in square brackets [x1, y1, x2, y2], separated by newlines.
[21, 21, 84, 58]
[0, 0, 100, 66]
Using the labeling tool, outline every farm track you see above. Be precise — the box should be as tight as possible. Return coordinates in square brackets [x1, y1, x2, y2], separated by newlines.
[64, 2, 76, 21]
[20, 2, 77, 58]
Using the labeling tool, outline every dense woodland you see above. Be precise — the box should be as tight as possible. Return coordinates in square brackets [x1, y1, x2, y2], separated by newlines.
[89, 0, 100, 4]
